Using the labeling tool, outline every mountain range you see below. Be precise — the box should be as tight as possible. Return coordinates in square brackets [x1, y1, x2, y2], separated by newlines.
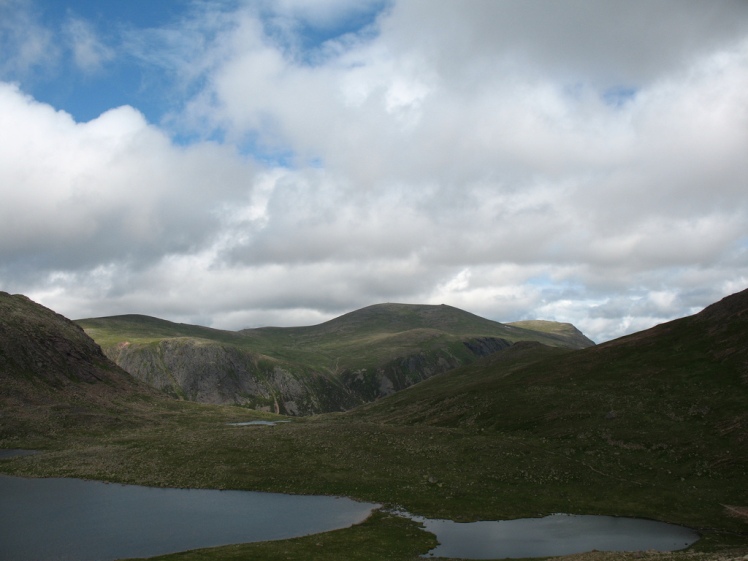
[75, 303, 594, 415]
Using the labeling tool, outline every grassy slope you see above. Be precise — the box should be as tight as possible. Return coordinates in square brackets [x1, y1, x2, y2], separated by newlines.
[2, 293, 746, 560]
[121, 510, 439, 561]
[0, 292, 162, 442]
[348, 290, 748, 537]
[77, 302, 594, 375]
[507, 319, 597, 348]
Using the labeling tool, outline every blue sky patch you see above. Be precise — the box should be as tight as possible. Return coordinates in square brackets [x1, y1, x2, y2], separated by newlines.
[602, 86, 638, 108]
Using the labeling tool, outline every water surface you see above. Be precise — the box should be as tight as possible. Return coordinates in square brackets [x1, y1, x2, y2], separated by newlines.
[227, 420, 290, 426]
[0, 475, 377, 561]
[0, 449, 38, 459]
[417, 513, 699, 559]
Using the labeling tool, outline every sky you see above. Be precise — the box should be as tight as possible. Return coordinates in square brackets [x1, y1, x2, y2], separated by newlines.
[1, 0, 747, 343]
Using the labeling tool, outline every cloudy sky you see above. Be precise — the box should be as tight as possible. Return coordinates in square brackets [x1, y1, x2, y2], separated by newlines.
[1, 0, 747, 342]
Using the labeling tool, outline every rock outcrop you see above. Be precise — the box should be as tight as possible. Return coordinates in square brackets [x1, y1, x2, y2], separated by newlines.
[106, 338, 360, 415]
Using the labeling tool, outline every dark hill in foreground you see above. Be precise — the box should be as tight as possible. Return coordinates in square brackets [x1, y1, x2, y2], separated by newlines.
[77, 303, 594, 415]
[356, 288, 747, 432]
[351, 289, 748, 530]
[0, 292, 157, 440]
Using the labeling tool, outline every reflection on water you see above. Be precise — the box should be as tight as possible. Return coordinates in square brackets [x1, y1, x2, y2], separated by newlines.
[413, 513, 699, 559]
[0, 475, 377, 561]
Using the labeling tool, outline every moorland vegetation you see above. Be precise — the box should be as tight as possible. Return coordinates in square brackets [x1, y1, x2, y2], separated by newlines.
[0, 289, 746, 560]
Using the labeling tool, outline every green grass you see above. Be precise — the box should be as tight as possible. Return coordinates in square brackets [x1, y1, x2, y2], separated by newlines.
[118, 511, 437, 561]
[1, 391, 745, 553]
[2, 397, 746, 558]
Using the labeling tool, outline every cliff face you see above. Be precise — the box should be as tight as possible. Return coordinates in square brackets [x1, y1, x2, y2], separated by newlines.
[99, 335, 514, 415]
[102, 339, 353, 415]
[105, 339, 362, 415]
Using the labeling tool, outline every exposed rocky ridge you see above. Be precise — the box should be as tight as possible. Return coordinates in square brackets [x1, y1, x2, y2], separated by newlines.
[340, 336, 513, 404]
[463, 336, 513, 356]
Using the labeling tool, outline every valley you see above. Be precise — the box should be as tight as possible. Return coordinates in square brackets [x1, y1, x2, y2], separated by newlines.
[0, 289, 746, 560]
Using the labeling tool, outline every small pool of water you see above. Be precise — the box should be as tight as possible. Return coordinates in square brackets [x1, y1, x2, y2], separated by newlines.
[413, 513, 699, 559]
[0, 475, 377, 561]
[227, 420, 290, 426]
[0, 449, 38, 459]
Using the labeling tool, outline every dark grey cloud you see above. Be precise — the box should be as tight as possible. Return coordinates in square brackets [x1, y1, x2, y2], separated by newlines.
[384, 0, 748, 86]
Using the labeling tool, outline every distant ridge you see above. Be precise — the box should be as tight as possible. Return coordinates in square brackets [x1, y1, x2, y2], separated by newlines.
[78, 302, 594, 415]
[268, 302, 517, 335]
[245, 302, 595, 349]
[505, 319, 593, 348]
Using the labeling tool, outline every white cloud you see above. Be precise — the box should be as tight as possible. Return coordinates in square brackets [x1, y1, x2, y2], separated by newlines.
[1, 0, 747, 343]
[0, 82, 255, 271]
